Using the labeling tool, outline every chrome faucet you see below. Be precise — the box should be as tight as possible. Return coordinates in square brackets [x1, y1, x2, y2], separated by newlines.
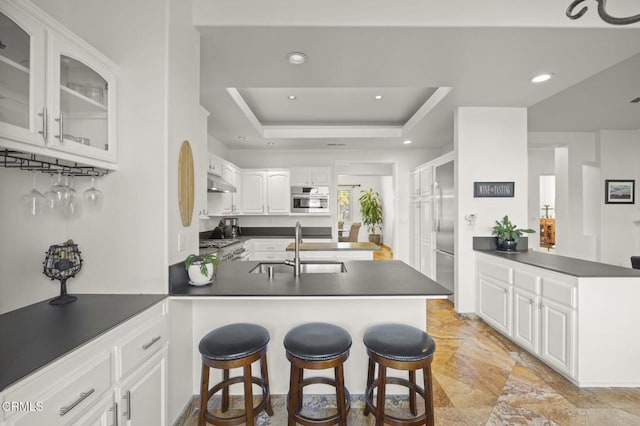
[284, 221, 302, 276]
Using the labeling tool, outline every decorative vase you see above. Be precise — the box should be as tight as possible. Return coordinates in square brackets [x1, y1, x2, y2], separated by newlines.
[497, 238, 518, 252]
[369, 234, 381, 245]
[187, 262, 215, 285]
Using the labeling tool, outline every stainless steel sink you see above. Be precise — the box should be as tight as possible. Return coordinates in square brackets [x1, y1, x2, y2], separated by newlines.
[249, 261, 347, 274]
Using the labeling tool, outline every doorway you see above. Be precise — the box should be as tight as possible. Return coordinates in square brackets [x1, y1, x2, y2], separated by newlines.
[539, 175, 556, 251]
[334, 162, 396, 249]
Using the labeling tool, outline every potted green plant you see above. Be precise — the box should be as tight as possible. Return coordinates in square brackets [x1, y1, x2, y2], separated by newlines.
[358, 188, 383, 245]
[492, 215, 535, 251]
[185, 253, 219, 285]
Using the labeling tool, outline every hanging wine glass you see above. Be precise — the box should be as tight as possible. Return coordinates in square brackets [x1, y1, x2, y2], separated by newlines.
[45, 172, 71, 210]
[64, 176, 81, 217]
[84, 177, 103, 210]
[22, 172, 45, 216]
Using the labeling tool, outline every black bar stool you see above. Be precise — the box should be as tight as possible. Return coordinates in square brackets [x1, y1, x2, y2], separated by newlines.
[198, 323, 274, 426]
[284, 322, 352, 426]
[363, 323, 436, 426]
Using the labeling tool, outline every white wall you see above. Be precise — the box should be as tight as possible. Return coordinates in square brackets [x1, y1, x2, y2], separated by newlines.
[167, 0, 202, 266]
[528, 132, 598, 261]
[456, 107, 528, 314]
[599, 130, 640, 267]
[380, 175, 394, 246]
[227, 148, 437, 262]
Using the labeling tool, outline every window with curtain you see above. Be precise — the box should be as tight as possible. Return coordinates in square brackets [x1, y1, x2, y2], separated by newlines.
[337, 188, 352, 222]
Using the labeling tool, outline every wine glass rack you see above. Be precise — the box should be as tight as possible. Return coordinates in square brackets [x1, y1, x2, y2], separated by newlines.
[0, 149, 109, 177]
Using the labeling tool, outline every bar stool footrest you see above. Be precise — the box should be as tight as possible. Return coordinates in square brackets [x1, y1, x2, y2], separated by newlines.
[287, 377, 351, 426]
[365, 376, 427, 426]
[202, 375, 270, 426]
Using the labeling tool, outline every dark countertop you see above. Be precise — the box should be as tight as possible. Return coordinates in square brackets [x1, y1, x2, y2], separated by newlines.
[285, 242, 381, 251]
[476, 249, 640, 278]
[170, 260, 452, 298]
[0, 294, 166, 392]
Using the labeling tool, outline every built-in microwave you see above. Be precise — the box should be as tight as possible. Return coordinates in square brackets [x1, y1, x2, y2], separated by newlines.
[291, 186, 330, 213]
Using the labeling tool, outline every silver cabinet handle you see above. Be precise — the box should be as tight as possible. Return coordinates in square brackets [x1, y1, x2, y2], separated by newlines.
[54, 112, 64, 142]
[109, 402, 118, 426]
[38, 107, 47, 141]
[142, 335, 161, 350]
[122, 390, 131, 421]
[59, 388, 94, 416]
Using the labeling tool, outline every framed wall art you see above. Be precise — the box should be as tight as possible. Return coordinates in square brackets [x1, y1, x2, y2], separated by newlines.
[605, 179, 635, 204]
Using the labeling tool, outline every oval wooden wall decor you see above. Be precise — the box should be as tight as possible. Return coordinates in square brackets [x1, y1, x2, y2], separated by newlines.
[178, 140, 195, 227]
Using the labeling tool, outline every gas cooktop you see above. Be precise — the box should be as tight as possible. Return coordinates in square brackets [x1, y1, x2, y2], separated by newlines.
[199, 239, 240, 249]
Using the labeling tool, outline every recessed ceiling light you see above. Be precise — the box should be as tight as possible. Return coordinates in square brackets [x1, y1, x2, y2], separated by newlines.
[267, 141, 275, 146]
[403, 140, 413, 145]
[238, 136, 246, 141]
[287, 52, 307, 65]
[374, 95, 383, 100]
[288, 95, 297, 101]
[531, 73, 554, 84]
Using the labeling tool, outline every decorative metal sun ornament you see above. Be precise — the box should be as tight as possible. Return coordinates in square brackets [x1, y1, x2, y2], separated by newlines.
[567, 0, 640, 25]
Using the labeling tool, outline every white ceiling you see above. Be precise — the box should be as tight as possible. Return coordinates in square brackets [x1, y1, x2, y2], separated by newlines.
[198, 25, 640, 150]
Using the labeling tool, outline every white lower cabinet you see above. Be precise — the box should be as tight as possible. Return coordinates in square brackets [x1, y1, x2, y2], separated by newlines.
[0, 301, 168, 426]
[118, 350, 167, 426]
[69, 392, 117, 426]
[540, 299, 575, 377]
[478, 275, 511, 336]
[247, 239, 291, 261]
[512, 287, 539, 354]
[477, 254, 577, 382]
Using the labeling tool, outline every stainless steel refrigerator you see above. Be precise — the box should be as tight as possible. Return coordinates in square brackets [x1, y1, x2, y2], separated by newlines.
[434, 160, 455, 294]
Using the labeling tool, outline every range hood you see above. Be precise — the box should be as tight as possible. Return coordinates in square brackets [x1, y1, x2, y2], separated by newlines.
[207, 173, 237, 193]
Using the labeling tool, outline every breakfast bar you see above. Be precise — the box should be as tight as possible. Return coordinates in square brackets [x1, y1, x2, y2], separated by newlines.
[170, 260, 451, 394]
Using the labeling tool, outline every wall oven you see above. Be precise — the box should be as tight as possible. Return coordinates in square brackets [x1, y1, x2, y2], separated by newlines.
[291, 186, 330, 213]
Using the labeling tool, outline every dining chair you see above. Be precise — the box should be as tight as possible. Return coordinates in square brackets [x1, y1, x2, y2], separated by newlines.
[339, 222, 361, 242]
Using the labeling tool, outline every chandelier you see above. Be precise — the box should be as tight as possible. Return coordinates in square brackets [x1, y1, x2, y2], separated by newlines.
[567, 0, 640, 25]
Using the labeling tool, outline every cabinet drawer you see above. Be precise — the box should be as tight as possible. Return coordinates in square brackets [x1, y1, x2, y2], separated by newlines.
[119, 317, 167, 379]
[251, 252, 289, 262]
[252, 240, 290, 252]
[513, 269, 540, 293]
[4, 352, 111, 424]
[541, 277, 576, 308]
[479, 260, 512, 284]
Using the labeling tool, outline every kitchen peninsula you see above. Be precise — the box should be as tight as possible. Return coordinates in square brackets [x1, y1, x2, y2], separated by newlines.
[475, 247, 640, 387]
[170, 259, 451, 394]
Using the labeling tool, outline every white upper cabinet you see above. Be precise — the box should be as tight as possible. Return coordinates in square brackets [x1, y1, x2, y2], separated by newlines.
[290, 166, 331, 186]
[266, 170, 290, 214]
[419, 165, 433, 197]
[0, 0, 118, 168]
[221, 163, 240, 215]
[242, 170, 266, 214]
[0, 3, 46, 147]
[46, 34, 117, 163]
[241, 169, 290, 215]
[207, 152, 224, 176]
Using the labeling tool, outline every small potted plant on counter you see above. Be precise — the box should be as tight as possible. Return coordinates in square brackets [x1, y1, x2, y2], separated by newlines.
[359, 188, 383, 245]
[492, 215, 535, 252]
[185, 253, 219, 285]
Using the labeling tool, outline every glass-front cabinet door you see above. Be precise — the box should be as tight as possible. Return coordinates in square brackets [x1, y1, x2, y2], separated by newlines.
[0, 5, 46, 146]
[48, 34, 116, 163]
